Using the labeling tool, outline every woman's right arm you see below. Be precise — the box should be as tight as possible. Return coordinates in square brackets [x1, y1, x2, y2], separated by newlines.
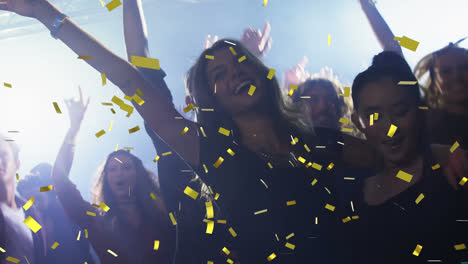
[0, 0, 200, 167]
[358, 0, 403, 57]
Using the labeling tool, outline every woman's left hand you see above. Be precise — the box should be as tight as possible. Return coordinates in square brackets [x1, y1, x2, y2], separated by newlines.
[240, 21, 272, 57]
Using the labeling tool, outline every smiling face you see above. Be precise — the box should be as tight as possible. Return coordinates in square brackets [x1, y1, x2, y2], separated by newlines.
[105, 153, 137, 201]
[302, 85, 339, 128]
[434, 48, 468, 105]
[354, 77, 422, 165]
[205, 47, 268, 116]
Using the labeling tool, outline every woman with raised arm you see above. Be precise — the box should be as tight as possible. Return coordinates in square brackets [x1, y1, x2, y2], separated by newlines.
[51, 87, 172, 264]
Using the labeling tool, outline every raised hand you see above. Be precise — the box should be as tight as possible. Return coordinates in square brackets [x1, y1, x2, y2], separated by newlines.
[204, 34, 219, 50]
[283, 56, 310, 90]
[240, 21, 272, 57]
[64, 86, 90, 130]
[0, 0, 42, 18]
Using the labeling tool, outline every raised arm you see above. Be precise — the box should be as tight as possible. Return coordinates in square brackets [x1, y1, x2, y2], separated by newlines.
[123, 0, 149, 60]
[0, 0, 200, 167]
[358, 0, 403, 57]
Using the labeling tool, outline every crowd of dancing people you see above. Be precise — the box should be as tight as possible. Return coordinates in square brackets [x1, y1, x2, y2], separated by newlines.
[0, 0, 467, 263]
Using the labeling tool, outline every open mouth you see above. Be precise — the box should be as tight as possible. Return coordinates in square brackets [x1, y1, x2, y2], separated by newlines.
[233, 80, 254, 95]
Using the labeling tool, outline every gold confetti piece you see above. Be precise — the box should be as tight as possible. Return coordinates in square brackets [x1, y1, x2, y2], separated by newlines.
[153, 156, 160, 162]
[131, 55, 160, 70]
[169, 212, 177, 225]
[181, 127, 189, 135]
[53, 102, 62, 114]
[327, 34, 331, 46]
[267, 68, 275, 79]
[450, 141, 460, 153]
[100, 202, 110, 212]
[95, 130, 106, 138]
[304, 144, 311, 152]
[24, 216, 42, 233]
[415, 193, 424, 204]
[5, 257, 20, 263]
[344, 177, 355, 180]
[77, 230, 81, 240]
[431, 163, 441, 170]
[213, 157, 224, 168]
[101, 73, 106, 85]
[131, 94, 145, 106]
[214, 193, 220, 200]
[275, 233, 280, 241]
[85, 229, 88, 238]
[387, 124, 398, 137]
[162, 151, 172, 156]
[203, 164, 208, 173]
[23, 197, 35, 211]
[208, 262, 213, 264]
[238, 56, 246, 63]
[267, 162, 273, 169]
[105, 0, 121, 11]
[352, 215, 359, 219]
[107, 249, 118, 257]
[412, 244, 423, 256]
[222, 247, 231, 255]
[394, 36, 419, 52]
[218, 127, 230, 136]
[227, 259, 234, 264]
[312, 162, 322, 171]
[40, 185, 53, 192]
[0, 247, 5, 252]
[341, 128, 354, 133]
[214, 83, 217, 94]
[286, 200, 296, 206]
[267, 253, 276, 261]
[339, 118, 350, 124]
[205, 202, 214, 219]
[51, 242, 59, 250]
[311, 179, 318, 186]
[398, 81, 418, 85]
[86, 211, 96, 216]
[128, 126, 140, 134]
[99, 0, 105, 6]
[227, 148, 235, 156]
[205, 55, 214, 60]
[370, 114, 374, 126]
[199, 127, 207, 138]
[229, 47, 237, 55]
[262, 0, 268, 6]
[136, 88, 143, 96]
[459, 177, 467, 186]
[183, 103, 195, 113]
[78, 55, 92, 60]
[285, 242, 296, 250]
[151, 240, 160, 250]
[297, 156, 306, 163]
[114, 143, 119, 151]
[327, 163, 334, 170]
[110, 108, 116, 114]
[123, 147, 133, 150]
[291, 136, 299, 145]
[217, 219, 227, 224]
[315, 217, 318, 224]
[374, 113, 379, 120]
[300, 96, 311, 99]
[16, 173, 19, 183]
[324, 187, 331, 194]
[396, 170, 413, 183]
[149, 193, 157, 201]
[108, 120, 113, 132]
[286, 233, 295, 240]
[228, 227, 237, 237]
[254, 209, 268, 215]
[184, 186, 199, 200]
[454, 244, 466, 250]
[201, 108, 214, 111]
[4, 82, 12, 88]
[248, 85, 256, 96]
[418, 106, 429, 110]
[114, 157, 122, 163]
[342, 216, 351, 223]
[325, 204, 335, 212]
[339, 87, 350, 97]
[287, 85, 298, 96]
[102, 102, 113, 106]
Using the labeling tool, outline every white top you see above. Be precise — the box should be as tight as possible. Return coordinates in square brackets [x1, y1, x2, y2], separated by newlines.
[0, 202, 35, 263]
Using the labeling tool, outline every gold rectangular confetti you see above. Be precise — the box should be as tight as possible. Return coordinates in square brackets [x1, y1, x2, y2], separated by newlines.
[454, 244, 466, 250]
[110, 108, 116, 114]
[222, 247, 230, 255]
[153, 240, 160, 250]
[86, 211, 96, 216]
[153, 156, 160, 162]
[387, 124, 398, 137]
[131, 55, 160, 70]
[184, 186, 199, 200]
[341, 128, 354, 133]
[124, 95, 132, 101]
[396, 170, 413, 183]
[227, 259, 234, 264]
[297, 156, 306, 163]
[325, 187, 331, 194]
[203, 164, 208, 173]
[101, 73, 106, 85]
[78, 55, 92, 60]
[23, 196, 35, 211]
[254, 209, 268, 215]
[53, 102, 62, 114]
[162, 151, 172, 156]
[340, 87, 350, 97]
[150, 193, 157, 200]
[238, 56, 246, 63]
[200, 127, 207, 138]
[311, 179, 318, 186]
[327, 34, 331, 46]
[183, 103, 195, 113]
[342, 216, 351, 223]
[169, 212, 177, 225]
[228, 227, 237, 237]
[370, 114, 374, 126]
[304, 144, 311, 152]
[450, 141, 460, 153]
[398, 81, 418, 85]
[344, 177, 355, 180]
[205, 55, 214, 60]
[285, 242, 295, 250]
[132, 94, 145, 106]
[206, 202, 214, 219]
[107, 249, 118, 257]
[201, 108, 214, 111]
[432, 164, 440, 170]
[108, 120, 113, 132]
[312, 162, 322, 171]
[229, 47, 237, 55]
[136, 88, 143, 96]
[459, 177, 467, 186]
[213, 157, 224, 168]
[217, 220, 227, 224]
[415, 193, 424, 204]
[40, 185, 53, 192]
[208, 262, 214, 264]
[262, 0, 268, 6]
[24, 216, 42, 233]
[352, 215, 359, 219]
[101, 102, 113, 106]
[248, 85, 256, 96]
[394, 36, 419, 52]
[286, 233, 295, 240]
[214, 193, 220, 200]
[181, 127, 189, 135]
[227, 148, 235, 156]
[412, 244, 422, 256]
[339, 118, 350, 124]
[5, 257, 20, 263]
[286, 200, 296, 206]
[374, 113, 379, 120]
[325, 204, 335, 211]
[128, 126, 140, 134]
[85, 229, 88, 238]
[100, 202, 110, 212]
[267, 68, 275, 79]
[218, 127, 230, 136]
[105, 0, 121, 11]
[267, 162, 273, 169]
[418, 106, 429, 110]
[16, 173, 19, 183]
[327, 163, 334, 170]
[4, 83, 12, 88]
[77, 230, 81, 240]
[51, 242, 59, 250]
[267, 253, 276, 261]
[95, 130, 106, 138]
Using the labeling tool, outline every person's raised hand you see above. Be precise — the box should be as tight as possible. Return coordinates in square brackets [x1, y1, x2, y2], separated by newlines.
[204, 34, 219, 50]
[240, 21, 272, 57]
[64, 86, 90, 130]
[283, 56, 310, 90]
